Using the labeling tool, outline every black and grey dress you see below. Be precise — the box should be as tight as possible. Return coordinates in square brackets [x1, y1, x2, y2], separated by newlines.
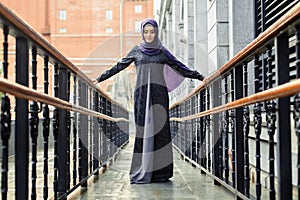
[96, 45, 203, 184]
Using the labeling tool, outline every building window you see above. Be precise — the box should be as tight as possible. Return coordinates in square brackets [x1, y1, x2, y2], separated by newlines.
[106, 28, 113, 33]
[59, 10, 67, 20]
[59, 28, 67, 33]
[135, 5, 142, 13]
[135, 21, 142, 32]
[106, 10, 112, 20]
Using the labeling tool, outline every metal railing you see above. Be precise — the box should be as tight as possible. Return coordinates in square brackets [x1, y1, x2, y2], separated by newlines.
[0, 3, 129, 200]
[170, 2, 300, 200]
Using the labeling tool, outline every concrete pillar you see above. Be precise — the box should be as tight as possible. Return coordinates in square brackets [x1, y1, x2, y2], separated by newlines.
[181, 0, 195, 94]
[229, 0, 254, 58]
[178, 0, 184, 59]
[229, 0, 255, 94]
[207, 0, 229, 72]
[194, 0, 208, 76]
[184, 0, 194, 70]
[172, 0, 181, 57]
[165, 11, 172, 48]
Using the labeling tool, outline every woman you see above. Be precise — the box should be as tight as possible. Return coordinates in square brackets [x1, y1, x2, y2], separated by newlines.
[95, 18, 204, 184]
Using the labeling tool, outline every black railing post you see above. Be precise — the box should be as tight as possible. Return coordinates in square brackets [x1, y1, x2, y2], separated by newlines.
[116, 106, 120, 149]
[254, 55, 262, 200]
[223, 76, 229, 183]
[175, 106, 179, 147]
[243, 62, 250, 198]
[206, 87, 211, 172]
[180, 104, 184, 152]
[172, 106, 176, 145]
[104, 96, 109, 163]
[188, 99, 192, 159]
[200, 89, 207, 172]
[57, 66, 69, 198]
[194, 94, 199, 163]
[184, 101, 188, 157]
[212, 79, 222, 184]
[15, 36, 29, 200]
[98, 95, 106, 165]
[93, 91, 100, 174]
[29, 47, 39, 200]
[66, 71, 71, 190]
[266, 46, 276, 200]
[112, 104, 117, 155]
[2, 25, 8, 80]
[108, 102, 113, 158]
[89, 87, 93, 174]
[72, 76, 78, 186]
[78, 80, 88, 187]
[1, 25, 11, 200]
[53, 63, 59, 200]
[106, 101, 112, 160]
[196, 93, 201, 165]
[234, 65, 244, 199]
[111, 102, 115, 158]
[42, 55, 50, 200]
[276, 31, 292, 200]
[230, 71, 236, 187]
[191, 95, 197, 162]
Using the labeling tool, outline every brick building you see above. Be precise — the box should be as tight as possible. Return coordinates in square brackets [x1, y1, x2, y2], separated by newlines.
[0, 0, 154, 103]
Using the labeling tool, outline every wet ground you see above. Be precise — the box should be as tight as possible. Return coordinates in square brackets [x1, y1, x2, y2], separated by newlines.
[70, 135, 235, 200]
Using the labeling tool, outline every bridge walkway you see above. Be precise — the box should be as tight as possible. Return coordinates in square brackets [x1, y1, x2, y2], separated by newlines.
[70, 134, 235, 200]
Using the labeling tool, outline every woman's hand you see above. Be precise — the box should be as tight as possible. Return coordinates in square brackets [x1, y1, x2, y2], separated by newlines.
[197, 74, 205, 81]
[194, 71, 205, 81]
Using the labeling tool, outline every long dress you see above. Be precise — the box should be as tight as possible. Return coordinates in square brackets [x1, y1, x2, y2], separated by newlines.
[97, 45, 201, 184]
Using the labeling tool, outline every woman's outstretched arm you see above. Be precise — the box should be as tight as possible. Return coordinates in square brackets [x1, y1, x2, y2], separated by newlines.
[96, 48, 136, 82]
[163, 49, 205, 81]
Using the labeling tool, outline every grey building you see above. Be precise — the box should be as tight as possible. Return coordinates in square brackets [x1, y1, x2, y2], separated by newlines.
[157, 0, 254, 103]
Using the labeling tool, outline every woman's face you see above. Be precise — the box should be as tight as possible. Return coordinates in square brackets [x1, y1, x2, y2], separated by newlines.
[143, 24, 156, 43]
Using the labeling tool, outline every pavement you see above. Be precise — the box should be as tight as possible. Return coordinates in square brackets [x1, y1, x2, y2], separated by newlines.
[70, 134, 235, 200]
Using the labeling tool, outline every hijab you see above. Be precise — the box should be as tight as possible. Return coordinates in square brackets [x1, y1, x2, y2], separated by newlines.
[139, 18, 162, 55]
[138, 18, 190, 92]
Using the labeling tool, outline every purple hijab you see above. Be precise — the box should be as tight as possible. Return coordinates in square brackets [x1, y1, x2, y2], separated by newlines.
[139, 19, 188, 92]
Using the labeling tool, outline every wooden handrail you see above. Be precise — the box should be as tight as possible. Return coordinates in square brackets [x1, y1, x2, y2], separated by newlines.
[0, 2, 127, 111]
[0, 77, 129, 122]
[170, 78, 300, 122]
[170, 2, 300, 109]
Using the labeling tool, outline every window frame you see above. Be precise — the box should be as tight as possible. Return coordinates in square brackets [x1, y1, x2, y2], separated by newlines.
[106, 10, 113, 20]
[134, 5, 142, 13]
[59, 9, 67, 20]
